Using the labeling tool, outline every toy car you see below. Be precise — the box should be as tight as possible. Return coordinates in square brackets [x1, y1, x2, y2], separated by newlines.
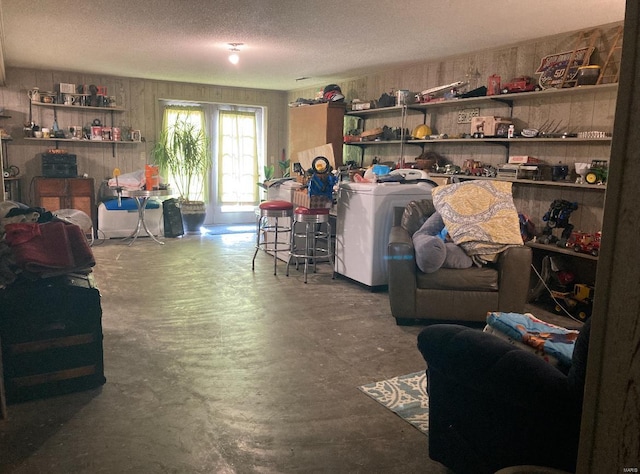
[500, 76, 542, 94]
[568, 231, 601, 256]
[585, 160, 608, 185]
[551, 283, 594, 321]
[463, 159, 483, 176]
[434, 164, 461, 175]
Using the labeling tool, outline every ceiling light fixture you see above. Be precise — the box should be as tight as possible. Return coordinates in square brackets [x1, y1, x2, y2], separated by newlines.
[228, 43, 243, 65]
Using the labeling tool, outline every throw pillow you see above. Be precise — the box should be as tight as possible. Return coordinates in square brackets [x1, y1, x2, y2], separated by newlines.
[412, 210, 473, 272]
[443, 242, 473, 269]
[414, 209, 445, 237]
[413, 233, 446, 273]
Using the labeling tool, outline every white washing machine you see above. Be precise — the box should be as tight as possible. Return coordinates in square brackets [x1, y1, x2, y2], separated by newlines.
[334, 181, 434, 288]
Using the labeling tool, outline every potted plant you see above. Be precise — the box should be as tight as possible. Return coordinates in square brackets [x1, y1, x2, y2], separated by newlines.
[151, 116, 212, 233]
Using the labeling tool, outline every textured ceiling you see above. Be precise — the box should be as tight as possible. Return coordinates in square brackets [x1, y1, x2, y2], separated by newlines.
[0, 0, 626, 91]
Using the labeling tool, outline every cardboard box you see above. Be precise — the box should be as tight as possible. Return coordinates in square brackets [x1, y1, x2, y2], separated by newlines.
[508, 155, 542, 164]
[292, 189, 332, 209]
[470, 116, 512, 137]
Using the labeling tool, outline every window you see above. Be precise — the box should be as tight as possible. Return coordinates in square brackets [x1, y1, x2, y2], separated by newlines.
[217, 110, 258, 205]
[160, 106, 208, 202]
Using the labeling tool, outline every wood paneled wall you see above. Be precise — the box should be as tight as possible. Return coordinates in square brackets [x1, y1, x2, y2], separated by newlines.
[0, 69, 287, 207]
[287, 21, 622, 234]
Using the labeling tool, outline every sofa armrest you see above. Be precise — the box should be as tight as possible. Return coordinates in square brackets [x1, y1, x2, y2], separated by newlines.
[495, 245, 532, 312]
[387, 225, 417, 319]
[417, 324, 575, 409]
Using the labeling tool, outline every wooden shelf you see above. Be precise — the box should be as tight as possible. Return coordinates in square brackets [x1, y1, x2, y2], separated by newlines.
[428, 173, 608, 190]
[527, 241, 598, 261]
[32, 102, 125, 112]
[24, 138, 139, 144]
[408, 83, 619, 111]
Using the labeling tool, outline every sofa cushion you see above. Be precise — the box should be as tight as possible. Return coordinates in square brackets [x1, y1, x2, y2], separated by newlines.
[417, 266, 499, 291]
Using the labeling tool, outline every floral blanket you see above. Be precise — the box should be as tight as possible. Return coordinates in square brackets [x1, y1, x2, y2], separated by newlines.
[431, 180, 523, 263]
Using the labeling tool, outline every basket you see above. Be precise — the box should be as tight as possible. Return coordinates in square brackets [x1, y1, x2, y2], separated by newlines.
[292, 189, 332, 209]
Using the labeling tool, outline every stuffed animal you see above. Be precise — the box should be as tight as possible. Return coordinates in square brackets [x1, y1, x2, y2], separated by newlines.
[412, 211, 473, 273]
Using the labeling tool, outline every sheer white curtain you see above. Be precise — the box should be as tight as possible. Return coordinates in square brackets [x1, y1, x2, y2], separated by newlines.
[217, 110, 258, 205]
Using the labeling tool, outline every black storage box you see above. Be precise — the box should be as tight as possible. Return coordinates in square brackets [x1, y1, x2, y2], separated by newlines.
[0, 274, 106, 403]
[163, 198, 184, 237]
[41, 153, 78, 178]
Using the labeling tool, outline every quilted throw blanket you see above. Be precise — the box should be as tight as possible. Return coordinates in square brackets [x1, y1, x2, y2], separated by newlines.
[486, 311, 579, 368]
[431, 180, 523, 263]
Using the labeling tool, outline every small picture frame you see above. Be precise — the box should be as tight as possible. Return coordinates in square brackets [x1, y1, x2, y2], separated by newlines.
[131, 130, 141, 142]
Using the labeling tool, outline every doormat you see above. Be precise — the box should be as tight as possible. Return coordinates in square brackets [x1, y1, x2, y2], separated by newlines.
[358, 371, 429, 435]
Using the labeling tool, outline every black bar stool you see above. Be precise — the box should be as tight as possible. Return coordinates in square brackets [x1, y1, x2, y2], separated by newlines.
[252, 200, 294, 275]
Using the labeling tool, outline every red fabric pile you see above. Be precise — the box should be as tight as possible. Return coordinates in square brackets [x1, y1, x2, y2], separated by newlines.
[4, 221, 95, 276]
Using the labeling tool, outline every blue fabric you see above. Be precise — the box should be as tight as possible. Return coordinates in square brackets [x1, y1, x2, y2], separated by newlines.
[486, 312, 578, 366]
[308, 173, 337, 198]
[103, 198, 160, 211]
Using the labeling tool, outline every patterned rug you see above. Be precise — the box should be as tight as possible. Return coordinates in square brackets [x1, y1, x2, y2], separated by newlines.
[358, 371, 429, 435]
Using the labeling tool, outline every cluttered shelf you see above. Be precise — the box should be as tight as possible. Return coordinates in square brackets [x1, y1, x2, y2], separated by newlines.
[344, 83, 618, 117]
[24, 137, 139, 144]
[408, 82, 618, 111]
[345, 137, 612, 145]
[428, 173, 608, 190]
[32, 102, 125, 113]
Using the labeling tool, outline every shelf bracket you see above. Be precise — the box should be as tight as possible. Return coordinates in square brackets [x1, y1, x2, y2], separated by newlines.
[489, 97, 514, 107]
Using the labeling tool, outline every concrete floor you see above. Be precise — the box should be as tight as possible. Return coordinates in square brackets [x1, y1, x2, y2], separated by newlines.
[0, 233, 451, 474]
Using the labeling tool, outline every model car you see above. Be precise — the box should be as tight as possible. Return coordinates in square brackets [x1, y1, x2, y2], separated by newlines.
[551, 283, 594, 321]
[585, 160, 608, 184]
[500, 76, 542, 94]
[568, 231, 601, 256]
[463, 159, 483, 176]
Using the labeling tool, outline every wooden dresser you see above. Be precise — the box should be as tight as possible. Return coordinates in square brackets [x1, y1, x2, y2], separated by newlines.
[33, 177, 96, 232]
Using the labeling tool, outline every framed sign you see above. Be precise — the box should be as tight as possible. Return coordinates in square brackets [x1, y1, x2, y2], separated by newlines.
[536, 47, 594, 89]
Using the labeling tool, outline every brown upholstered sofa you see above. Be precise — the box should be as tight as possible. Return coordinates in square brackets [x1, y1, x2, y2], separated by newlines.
[387, 199, 532, 325]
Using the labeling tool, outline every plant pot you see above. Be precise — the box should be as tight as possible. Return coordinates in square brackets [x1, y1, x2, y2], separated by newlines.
[180, 201, 206, 234]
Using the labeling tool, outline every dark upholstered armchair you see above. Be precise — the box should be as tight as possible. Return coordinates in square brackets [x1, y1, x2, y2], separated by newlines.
[387, 199, 532, 325]
[417, 319, 590, 473]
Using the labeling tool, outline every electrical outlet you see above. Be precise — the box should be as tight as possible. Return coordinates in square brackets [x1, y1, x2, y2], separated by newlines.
[140, 151, 146, 161]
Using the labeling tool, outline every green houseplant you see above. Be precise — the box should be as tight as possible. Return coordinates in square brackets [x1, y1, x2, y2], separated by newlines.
[152, 116, 212, 233]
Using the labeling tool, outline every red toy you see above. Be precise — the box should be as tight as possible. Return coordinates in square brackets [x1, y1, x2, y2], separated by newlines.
[567, 231, 601, 257]
[501, 76, 542, 94]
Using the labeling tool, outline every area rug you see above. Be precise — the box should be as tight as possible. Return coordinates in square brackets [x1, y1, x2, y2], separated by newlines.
[358, 371, 429, 435]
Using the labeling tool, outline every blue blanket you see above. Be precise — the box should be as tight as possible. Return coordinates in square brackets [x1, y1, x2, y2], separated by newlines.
[486, 312, 579, 367]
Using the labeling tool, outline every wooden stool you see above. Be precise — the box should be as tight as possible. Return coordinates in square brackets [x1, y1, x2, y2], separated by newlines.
[286, 206, 334, 283]
[252, 200, 294, 275]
